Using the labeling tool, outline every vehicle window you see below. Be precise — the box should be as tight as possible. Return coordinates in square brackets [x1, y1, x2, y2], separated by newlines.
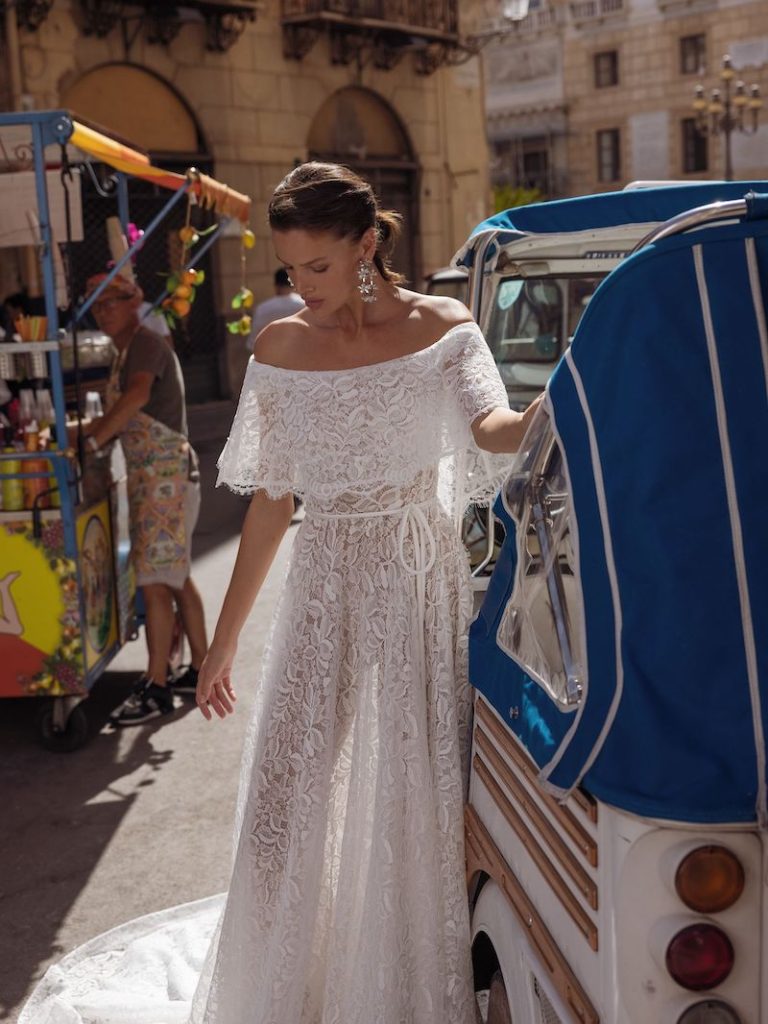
[497, 413, 585, 710]
[425, 273, 469, 302]
[485, 274, 604, 368]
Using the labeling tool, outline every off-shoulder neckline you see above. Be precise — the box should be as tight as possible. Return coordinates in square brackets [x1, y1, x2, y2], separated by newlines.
[249, 320, 478, 376]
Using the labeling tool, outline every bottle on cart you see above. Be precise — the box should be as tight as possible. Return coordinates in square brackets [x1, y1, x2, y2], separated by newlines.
[23, 418, 49, 510]
[17, 388, 37, 443]
[36, 388, 54, 431]
[2, 426, 24, 512]
[85, 391, 103, 420]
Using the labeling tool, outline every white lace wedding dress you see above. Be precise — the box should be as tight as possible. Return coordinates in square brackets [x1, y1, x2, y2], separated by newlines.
[21, 322, 513, 1024]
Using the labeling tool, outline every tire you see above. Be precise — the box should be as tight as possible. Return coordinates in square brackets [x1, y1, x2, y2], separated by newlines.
[37, 702, 90, 753]
[486, 969, 513, 1024]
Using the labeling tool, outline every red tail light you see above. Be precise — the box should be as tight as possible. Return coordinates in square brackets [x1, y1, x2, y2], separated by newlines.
[666, 923, 734, 991]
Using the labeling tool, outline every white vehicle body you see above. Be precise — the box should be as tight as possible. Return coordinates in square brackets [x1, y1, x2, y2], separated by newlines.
[460, 183, 768, 1024]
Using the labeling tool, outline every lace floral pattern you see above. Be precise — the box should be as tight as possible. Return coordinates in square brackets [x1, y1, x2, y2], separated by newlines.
[187, 325, 513, 1024]
[216, 322, 512, 517]
[19, 325, 514, 1024]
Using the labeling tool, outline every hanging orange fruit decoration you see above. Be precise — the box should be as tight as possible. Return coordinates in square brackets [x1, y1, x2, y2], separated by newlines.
[228, 227, 255, 337]
[160, 192, 210, 328]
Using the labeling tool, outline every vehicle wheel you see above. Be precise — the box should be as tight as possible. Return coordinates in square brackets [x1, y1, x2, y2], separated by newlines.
[36, 702, 90, 753]
[486, 969, 513, 1024]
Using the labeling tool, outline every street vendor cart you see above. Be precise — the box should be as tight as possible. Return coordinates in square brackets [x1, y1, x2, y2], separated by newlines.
[0, 109, 251, 750]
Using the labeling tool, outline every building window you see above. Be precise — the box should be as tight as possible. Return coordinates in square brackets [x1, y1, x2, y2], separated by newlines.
[680, 34, 706, 75]
[491, 136, 553, 196]
[682, 118, 708, 173]
[596, 128, 621, 182]
[594, 50, 619, 88]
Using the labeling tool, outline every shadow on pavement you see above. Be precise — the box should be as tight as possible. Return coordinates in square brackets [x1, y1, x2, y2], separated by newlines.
[0, 674, 201, 1015]
[0, 428, 251, 1013]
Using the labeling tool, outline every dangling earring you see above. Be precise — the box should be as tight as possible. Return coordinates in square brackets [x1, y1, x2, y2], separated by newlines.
[357, 259, 377, 303]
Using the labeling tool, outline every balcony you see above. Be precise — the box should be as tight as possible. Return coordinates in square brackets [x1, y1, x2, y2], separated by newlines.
[281, 0, 461, 72]
[569, 0, 624, 26]
[511, 4, 561, 34]
[71, 1, 259, 52]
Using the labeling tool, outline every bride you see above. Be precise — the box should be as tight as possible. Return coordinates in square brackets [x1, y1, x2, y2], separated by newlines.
[23, 162, 541, 1024]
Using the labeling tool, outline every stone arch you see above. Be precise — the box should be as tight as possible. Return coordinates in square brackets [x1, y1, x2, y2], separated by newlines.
[308, 87, 420, 284]
[61, 64, 221, 401]
[61, 63, 207, 159]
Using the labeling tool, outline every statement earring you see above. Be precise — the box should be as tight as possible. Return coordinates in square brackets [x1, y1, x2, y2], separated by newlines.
[357, 259, 377, 303]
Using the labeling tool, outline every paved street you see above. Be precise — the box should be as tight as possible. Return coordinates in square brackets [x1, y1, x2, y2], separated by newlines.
[0, 430, 297, 1022]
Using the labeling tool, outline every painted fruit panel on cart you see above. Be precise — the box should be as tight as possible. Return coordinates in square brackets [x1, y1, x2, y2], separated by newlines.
[0, 516, 83, 697]
[76, 501, 118, 672]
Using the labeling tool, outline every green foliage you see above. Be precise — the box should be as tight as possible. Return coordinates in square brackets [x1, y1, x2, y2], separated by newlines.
[493, 184, 544, 214]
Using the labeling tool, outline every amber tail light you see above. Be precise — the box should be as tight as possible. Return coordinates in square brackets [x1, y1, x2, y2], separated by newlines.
[675, 846, 745, 914]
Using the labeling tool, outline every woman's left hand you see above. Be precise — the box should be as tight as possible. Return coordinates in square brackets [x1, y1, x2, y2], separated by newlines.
[196, 641, 238, 720]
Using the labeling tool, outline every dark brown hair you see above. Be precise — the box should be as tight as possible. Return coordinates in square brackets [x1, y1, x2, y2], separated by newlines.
[268, 162, 404, 284]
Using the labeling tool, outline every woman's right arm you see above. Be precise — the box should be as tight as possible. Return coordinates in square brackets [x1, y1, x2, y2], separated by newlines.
[197, 489, 294, 720]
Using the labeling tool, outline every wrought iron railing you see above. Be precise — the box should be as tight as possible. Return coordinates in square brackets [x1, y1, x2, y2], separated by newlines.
[281, 0, 459, 36]
[569, 0, 623, 21]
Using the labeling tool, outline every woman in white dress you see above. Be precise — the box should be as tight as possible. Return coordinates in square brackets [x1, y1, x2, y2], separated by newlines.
[189, 162, 541, 1024]
[20, 162, 541, 1024]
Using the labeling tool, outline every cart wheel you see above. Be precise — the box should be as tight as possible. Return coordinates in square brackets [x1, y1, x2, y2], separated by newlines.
[486, 970, 513, 1024]
[36, 702, 89, 753]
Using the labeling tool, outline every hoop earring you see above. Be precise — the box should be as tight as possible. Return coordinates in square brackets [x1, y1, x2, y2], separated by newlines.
[357, 259, 377, 303]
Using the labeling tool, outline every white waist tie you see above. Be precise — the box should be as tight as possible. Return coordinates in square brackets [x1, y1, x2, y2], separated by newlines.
[305, 501, 438, 683]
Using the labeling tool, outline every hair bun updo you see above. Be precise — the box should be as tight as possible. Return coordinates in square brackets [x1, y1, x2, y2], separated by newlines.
[269, 162, 405, 285]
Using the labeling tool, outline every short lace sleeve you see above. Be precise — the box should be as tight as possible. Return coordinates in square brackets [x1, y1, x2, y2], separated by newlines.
[440, 322, 516, 511]
[216, 360, 296, 498]
[442, 321, 509, 425]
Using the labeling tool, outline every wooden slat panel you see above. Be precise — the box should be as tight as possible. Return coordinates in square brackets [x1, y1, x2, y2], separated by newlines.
[473, 755, 599, 950]
[476, 697, 599, 840]
[475, 726, 598, 910]
[465, 803, 600, 1023]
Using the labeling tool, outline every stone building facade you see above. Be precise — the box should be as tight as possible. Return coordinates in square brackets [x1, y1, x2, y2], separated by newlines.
[481, 0, 767, 200]
[0, 0, 492, 399]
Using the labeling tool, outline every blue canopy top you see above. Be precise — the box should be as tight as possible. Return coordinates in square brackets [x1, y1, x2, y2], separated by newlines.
[461, 181, 768, 257]
[470, 188, 768, 824]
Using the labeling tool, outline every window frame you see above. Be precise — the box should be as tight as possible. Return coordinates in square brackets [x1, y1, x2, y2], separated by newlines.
[594, 49, 619, 88]
[596, 127, 621, 183]
[680, 33, 706, 76]
[681, 116, 708, 173]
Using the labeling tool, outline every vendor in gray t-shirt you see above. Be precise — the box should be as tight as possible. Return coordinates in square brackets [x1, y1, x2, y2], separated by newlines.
[80, 272, 208, 726]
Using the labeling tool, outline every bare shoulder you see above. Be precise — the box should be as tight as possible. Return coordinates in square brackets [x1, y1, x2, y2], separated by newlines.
[252, 314, 310, 367]
[400, 289, 474, 335]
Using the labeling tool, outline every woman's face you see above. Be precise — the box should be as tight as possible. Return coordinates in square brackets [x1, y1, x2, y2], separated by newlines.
[271, 227, 375, 318]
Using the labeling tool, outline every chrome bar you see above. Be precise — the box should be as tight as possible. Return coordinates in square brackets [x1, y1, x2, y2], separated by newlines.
[471, 503, 497, 579]
[632, 198, 747, 254]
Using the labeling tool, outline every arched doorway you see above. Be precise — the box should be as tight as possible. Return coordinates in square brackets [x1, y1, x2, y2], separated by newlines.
[308, 87, 420, 285]
[61, 64, 220, 403]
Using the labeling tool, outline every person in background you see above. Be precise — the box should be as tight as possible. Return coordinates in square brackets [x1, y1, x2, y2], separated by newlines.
[248, 267, 307, 522]
[138, 299, 173, 345]
[246, 267, 305, 350]
[2, 291, 32, 338]
[81, 273, 208, 725]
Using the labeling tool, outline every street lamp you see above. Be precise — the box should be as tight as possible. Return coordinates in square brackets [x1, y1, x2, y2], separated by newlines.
[693, 54, 762, 181]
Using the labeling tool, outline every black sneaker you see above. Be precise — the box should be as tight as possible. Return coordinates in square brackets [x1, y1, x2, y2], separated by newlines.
[170, 665, 199, 694]
[110, 677, 175, 726]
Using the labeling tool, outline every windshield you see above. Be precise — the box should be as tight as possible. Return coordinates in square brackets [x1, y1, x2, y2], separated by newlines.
[485, 275, 604, 372]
